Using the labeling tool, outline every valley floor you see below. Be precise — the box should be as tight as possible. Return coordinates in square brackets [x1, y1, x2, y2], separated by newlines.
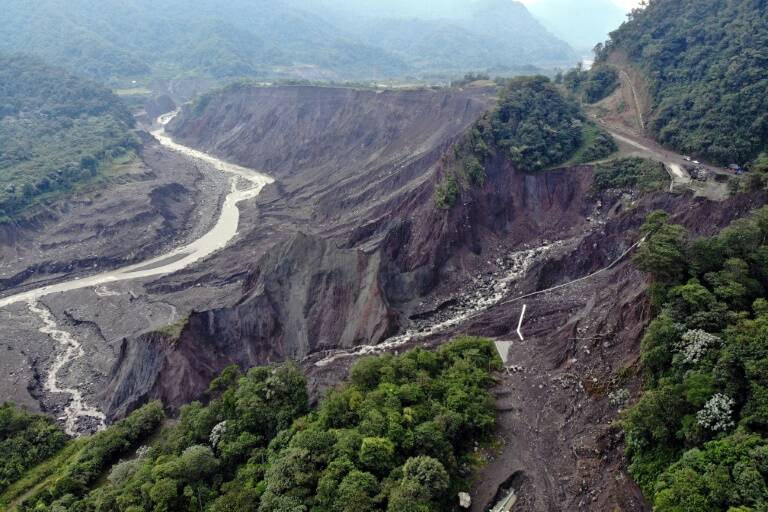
[0, 117, 252, 429]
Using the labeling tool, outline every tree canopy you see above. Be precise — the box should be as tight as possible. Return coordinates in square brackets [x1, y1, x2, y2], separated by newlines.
[600, 0, 768, 165]
[623, 207, 768, 509]
[7, 337, 502, 512]
[0, 53, 136, 220]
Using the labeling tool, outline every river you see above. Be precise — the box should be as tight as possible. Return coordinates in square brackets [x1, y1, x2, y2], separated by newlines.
[0, 113, 272, 434]
[0, 112, 274, 309]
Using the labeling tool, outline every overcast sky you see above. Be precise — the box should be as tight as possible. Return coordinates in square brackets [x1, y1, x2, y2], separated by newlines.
[520, 0, 641, 10]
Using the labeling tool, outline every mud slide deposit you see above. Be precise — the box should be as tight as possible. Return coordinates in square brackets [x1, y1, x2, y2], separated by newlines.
[0, 113, 273, 308]
[1, 113, 273, 433]
[27, 301, 107, 435]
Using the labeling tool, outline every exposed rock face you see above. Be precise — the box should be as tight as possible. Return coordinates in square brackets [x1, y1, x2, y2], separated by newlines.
[239, 233, 398, 354]
[103, 154, 597, 414]
[168, 85, 493, 180]
[101, 84, 611, 416]
[72, 83, 768, 510]
[104, 232, 398, 416]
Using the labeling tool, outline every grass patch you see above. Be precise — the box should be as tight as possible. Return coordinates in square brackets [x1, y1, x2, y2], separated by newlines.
[154, 315, 189, 342]
[592, 157, 669, 193]
[559, 124, 618, 167]
[0, 439, 86, 509]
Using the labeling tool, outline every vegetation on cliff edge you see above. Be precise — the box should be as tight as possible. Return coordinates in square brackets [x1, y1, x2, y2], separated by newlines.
[436, 76, 599, 209]
[623, 207, 768, 510]
[591, 157, 668, 193]
[9, 337, 501, 512]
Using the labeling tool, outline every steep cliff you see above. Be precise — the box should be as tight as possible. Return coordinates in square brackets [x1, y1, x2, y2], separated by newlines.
[103, 137, 597, 415]
[84, 82, 768, 510]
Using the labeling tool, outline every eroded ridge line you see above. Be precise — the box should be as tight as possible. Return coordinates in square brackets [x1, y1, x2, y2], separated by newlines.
[313, 243, 552, 367]
[27, 301, 106, 436]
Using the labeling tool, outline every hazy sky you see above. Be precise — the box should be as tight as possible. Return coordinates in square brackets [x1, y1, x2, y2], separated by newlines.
[521, 0, 641, 11]
[309, 0, 643, 21]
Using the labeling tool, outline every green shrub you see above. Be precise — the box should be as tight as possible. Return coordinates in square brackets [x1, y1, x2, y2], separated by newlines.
[435, 175, 460, 209]
[582, 66, 619, 104]
[0, 403, 68, 493]
[623, 207, 768, 507]
[18, 338, 501, 511]
[592, 157, 668, 193]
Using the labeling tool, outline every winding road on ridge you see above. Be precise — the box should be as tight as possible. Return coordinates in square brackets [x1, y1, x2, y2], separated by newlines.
[0, 112, 273, 433]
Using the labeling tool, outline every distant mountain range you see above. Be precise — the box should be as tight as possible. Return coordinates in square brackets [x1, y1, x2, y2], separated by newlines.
[311, 0, 577, 73]
[0, 0, 577, 83]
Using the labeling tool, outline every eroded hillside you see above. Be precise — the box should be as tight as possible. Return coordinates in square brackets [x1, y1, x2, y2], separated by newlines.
[3, 67, 766, 510]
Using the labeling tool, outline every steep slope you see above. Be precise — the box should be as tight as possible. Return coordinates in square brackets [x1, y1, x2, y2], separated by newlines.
[3, 68, 766, 511]
[104, 80, 601, 417]
[599, 0, 768, 165]
[0, 54, 136, 219]
[167, 84, 497, 239]
[101, 77, 768, 511]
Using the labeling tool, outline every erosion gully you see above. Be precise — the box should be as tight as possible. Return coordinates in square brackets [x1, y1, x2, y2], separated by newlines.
[0, 113, 272, 434]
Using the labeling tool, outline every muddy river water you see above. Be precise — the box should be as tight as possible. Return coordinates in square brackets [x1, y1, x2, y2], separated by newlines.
[0, 113, 272, 434]
[0, 112, 273, 309]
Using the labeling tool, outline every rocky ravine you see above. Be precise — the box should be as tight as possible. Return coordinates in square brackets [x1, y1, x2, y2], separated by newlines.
[2, 83, 763, 509]
[0, 85, 496, 424]
[104, 84, 768, 510]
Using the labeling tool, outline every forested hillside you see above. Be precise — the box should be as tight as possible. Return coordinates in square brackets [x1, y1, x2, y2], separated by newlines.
[436, 76, 615, 208]
[600, 0, 768, 165]
[0, 54, 136, 220]
[3, 338, 501, 512]
[0, 0, 575, 83]
[621, 208, 768, 510]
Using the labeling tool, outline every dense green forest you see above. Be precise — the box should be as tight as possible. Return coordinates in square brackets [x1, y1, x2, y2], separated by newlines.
[0, 0, 574, 83]
[622, 207, 768, 510]
[560, 63, 619, 104]
[599, 0, 768, 165]
[436, 76, 615, 208]
[0, 404, 68, 494]
[3, 337, 501, 512]
[0, 54, 137, 220]
[0, 0, 405, 82]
